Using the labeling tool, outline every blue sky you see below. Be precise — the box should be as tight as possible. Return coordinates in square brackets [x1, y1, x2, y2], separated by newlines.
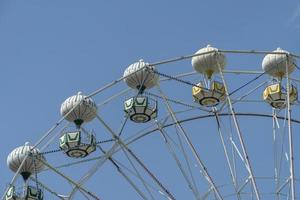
[1, 0, 300, 199]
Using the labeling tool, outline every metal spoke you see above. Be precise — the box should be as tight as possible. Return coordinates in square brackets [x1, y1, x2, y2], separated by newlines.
[95, 113, 177, 200]
[272, 109, 280, 200]
[96, 145, 150, 200]
[68, 140, 120, 200]
[97, 88, 131, 108]
[120, 146, 155, 200]
[29, 177, 65, 200]
[214, 113, 241, 200]
[156, 121, 201, 200]
[173, 124, 202, 199]
[35, 157, 101, 200]
[67, 115, 130, 199]
[156, 85, 224, 200]
[285, 58, 296, 200]
[218, 60, 260, 200]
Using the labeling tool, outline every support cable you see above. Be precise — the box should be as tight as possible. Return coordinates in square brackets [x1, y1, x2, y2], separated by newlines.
[218, 80, 268, 121]
[144, 91, 211, 113]
[38, 139, 114, 156]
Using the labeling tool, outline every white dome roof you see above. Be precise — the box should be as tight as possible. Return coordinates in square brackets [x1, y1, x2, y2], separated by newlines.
[60, 92, 97, 126]
[123, 59, 159, 90]
[7, 143, 45, 177]
[262, 48, 296, 78]
[191, 45, 226, 76]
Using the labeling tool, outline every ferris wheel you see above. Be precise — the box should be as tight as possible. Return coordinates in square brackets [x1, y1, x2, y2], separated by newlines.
[2, 45, 300, 200]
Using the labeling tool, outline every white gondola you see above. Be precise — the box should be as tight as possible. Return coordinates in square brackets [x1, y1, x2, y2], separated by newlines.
[60, 92, 97, 158]
[123, 60, 159, 123]
[6, 143, 45, 200]
[191, 45, 227, 107]
[262, 48, 298, 109]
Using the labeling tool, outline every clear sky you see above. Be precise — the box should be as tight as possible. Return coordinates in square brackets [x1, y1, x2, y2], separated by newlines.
[1, 0, 300, 199]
